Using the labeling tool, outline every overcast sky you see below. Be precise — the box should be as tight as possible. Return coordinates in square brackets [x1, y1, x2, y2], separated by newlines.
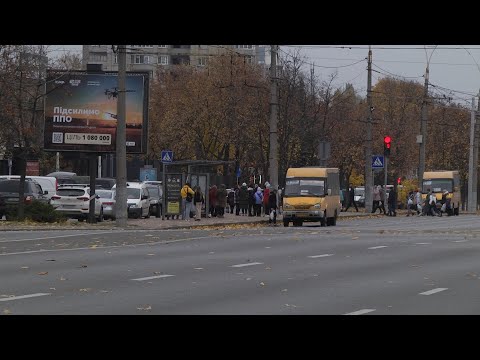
[52, 45, 480, 107]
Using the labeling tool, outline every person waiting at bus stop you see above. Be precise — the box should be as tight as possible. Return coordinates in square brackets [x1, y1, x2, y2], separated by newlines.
[180, 182, 195, 220]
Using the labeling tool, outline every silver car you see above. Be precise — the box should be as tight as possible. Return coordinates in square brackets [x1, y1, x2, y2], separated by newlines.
[95, 189, 116, 220]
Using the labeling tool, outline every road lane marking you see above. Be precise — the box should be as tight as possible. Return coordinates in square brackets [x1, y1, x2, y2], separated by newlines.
[344, 309, 376, 315]
[308, 254, 334, 258]
[368, 246, 387, 250]
[0, 293, 51, 302]
[231, 262, 263, 268]
[131, 275, 175, 281]
[0, 231, 117, 244]
[414, 242, 432, 245]
[419, 288, 448, 296]
[453, 240, 469, 243]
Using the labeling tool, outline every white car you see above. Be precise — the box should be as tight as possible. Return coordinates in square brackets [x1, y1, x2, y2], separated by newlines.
[112, 182, 150, 219]
[50, 185, 104, 221]
[95, 189, 116, 220]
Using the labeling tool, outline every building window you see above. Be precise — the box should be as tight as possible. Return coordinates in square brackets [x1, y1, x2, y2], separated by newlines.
[158, 45, 168, 48]
[131, 55, 150, 64]
[114, 55, 117, 64]
[197, 57, 207, 66]
[158, 55, 169, 65]
[245, 55, 254, 64]
[89, 53, 107, 62]
[130, 45, 153, 48]
[235, 45, 254, 50]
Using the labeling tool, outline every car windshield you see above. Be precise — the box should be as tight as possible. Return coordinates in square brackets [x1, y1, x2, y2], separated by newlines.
[0, 180, 30, 193]
[57, 189, 85, 197]
[354, 188, 365, 196]
[96, 190, 113, 199]
[284, 178, 325, 196]
[423, 179, 453, 193]
[127, 188, 140, 199]
[146, 187, 159, 197]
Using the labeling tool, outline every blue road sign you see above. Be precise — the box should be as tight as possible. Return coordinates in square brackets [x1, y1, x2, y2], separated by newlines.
[161, 150, 173, 163]
[372, 155, 384, 169]
[236, 167, 241, 178]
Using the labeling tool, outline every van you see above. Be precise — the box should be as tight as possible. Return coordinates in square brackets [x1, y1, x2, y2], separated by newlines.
[422, 170, 461, 215]
[282, 167, 341, 227]
[0, 175, 57, 200]
[112, 182, 151, 218]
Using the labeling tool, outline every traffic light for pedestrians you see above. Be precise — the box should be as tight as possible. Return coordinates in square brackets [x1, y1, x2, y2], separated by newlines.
[397, 177, 401, 185]
[384, 136, 391, 156]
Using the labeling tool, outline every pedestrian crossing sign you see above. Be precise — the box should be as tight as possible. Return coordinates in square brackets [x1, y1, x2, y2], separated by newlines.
[372, 155, 384, 168]
[161, 150, 173, 163]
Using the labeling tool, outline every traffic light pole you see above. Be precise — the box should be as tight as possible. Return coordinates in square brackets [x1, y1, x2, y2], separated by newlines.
[364, 46, 373, 213]
[384, 155, 388, 205]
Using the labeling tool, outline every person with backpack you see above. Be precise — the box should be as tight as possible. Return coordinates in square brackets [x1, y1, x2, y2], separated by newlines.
[254, 187, 263, 216]
[406, 191, 415, 217]
[193, 186, 204, 221]
[180, 182, 195, 221]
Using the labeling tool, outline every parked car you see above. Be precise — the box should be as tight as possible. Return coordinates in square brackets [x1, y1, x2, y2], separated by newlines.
[0, 179, 49, 219]
[0, 175, 57, 200]
[95, 189, 116, 220]
[144, 183, 162, 218]
[112, 182, 151, 218]
[96, 178, 116, 190]
[50, 185, 103, 221]
[354, 187, 365, 207]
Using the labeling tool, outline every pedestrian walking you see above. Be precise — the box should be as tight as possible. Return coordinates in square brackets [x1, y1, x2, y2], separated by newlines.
[344, 184, 358, 212]
[268, 188, 278, 225]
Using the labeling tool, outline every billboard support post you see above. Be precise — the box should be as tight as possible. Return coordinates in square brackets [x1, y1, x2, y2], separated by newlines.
[116, 45, 127, 227]
[88, 153, 97, 224]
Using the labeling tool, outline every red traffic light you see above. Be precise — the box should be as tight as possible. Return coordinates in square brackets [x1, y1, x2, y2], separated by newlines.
[397, 177, 401, 185]
[384, 136, 391, 149]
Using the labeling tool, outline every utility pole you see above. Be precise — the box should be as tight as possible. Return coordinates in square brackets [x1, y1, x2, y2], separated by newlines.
[419, 64, 429, 188]
[115, 45, 127, 227]
[364, 46, 373, 213]
[268, 45, 279, 191]
[468, 97, 476, 212]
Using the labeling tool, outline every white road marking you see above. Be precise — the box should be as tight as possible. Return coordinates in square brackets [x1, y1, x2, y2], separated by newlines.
[344, 309, 376, 315]
[0, 231, 116, 244]
[368, 246, 388, 250]
[308, 254, 334, 258]
[419, 288, 448, 296]
[453, 240, 469, 243]
[131, 275, 175, 281]
[415, 242, 432, 245]
[0, 293, 51, 302]
[231, 262, 263, 268]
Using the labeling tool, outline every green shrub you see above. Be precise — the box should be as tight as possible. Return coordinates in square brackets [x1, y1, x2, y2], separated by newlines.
[5, 200, 66, 223]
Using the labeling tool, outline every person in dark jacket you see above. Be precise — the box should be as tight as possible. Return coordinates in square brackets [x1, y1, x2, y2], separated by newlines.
[387, 186, 397, 216]
[227, 188, 235, 214]
[193, 186, 204, 221]
[208, 185, 217, 217]
[343, 185, 358, 212]
[268, 189, 278, 224]
[247, 184, 255, 216]
[238, 183, 249, 216]
[216, 184, 227, 218]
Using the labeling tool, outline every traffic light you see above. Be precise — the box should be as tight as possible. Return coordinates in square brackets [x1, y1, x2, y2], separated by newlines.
[397, 177, 401, 185]
[384, 136, 391, 156]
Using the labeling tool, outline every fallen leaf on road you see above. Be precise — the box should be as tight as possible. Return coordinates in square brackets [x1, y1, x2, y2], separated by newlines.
[351, 237, 359, 240]
[153, 271, 163, 275]
[100, 290, 109, 293]
[20, 266, 29, 269]
[260, 282, 265, 286]
[281, 289, 288, 292]
[3, 309, 11, 314]
[79, 288, 92, 292]
[147, 254, 155, 256]
[246, 278, 252, 281]
[265, 267, 272, 270]
[60, 276, 67, 281]
[46, 259, 56, 262]
[37, 271, 48, 275]
[194, 268, 204, 270]
[89, 245, 98, 249]
[410, 265, 419, 267]
[49, 288, 56, 291]
[209, 252, 215, 254]
[137, 305, 152, 311]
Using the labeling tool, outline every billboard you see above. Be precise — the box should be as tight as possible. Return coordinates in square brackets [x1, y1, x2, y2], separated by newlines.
[44, 71, 149, 153]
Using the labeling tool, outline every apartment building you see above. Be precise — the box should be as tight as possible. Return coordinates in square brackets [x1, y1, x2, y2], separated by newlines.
[82, 45, 266, 74]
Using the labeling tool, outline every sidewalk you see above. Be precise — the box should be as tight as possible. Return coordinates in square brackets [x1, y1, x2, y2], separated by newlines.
[0, 210, 377, 231]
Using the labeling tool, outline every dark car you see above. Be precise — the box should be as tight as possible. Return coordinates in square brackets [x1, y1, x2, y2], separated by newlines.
[0, 179, 49, 219]
[145, 183, 162, 218]
[95, 178, 116, 189]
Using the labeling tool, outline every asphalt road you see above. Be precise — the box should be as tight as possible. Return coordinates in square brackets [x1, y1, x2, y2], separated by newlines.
[2, 215, 480, 314]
